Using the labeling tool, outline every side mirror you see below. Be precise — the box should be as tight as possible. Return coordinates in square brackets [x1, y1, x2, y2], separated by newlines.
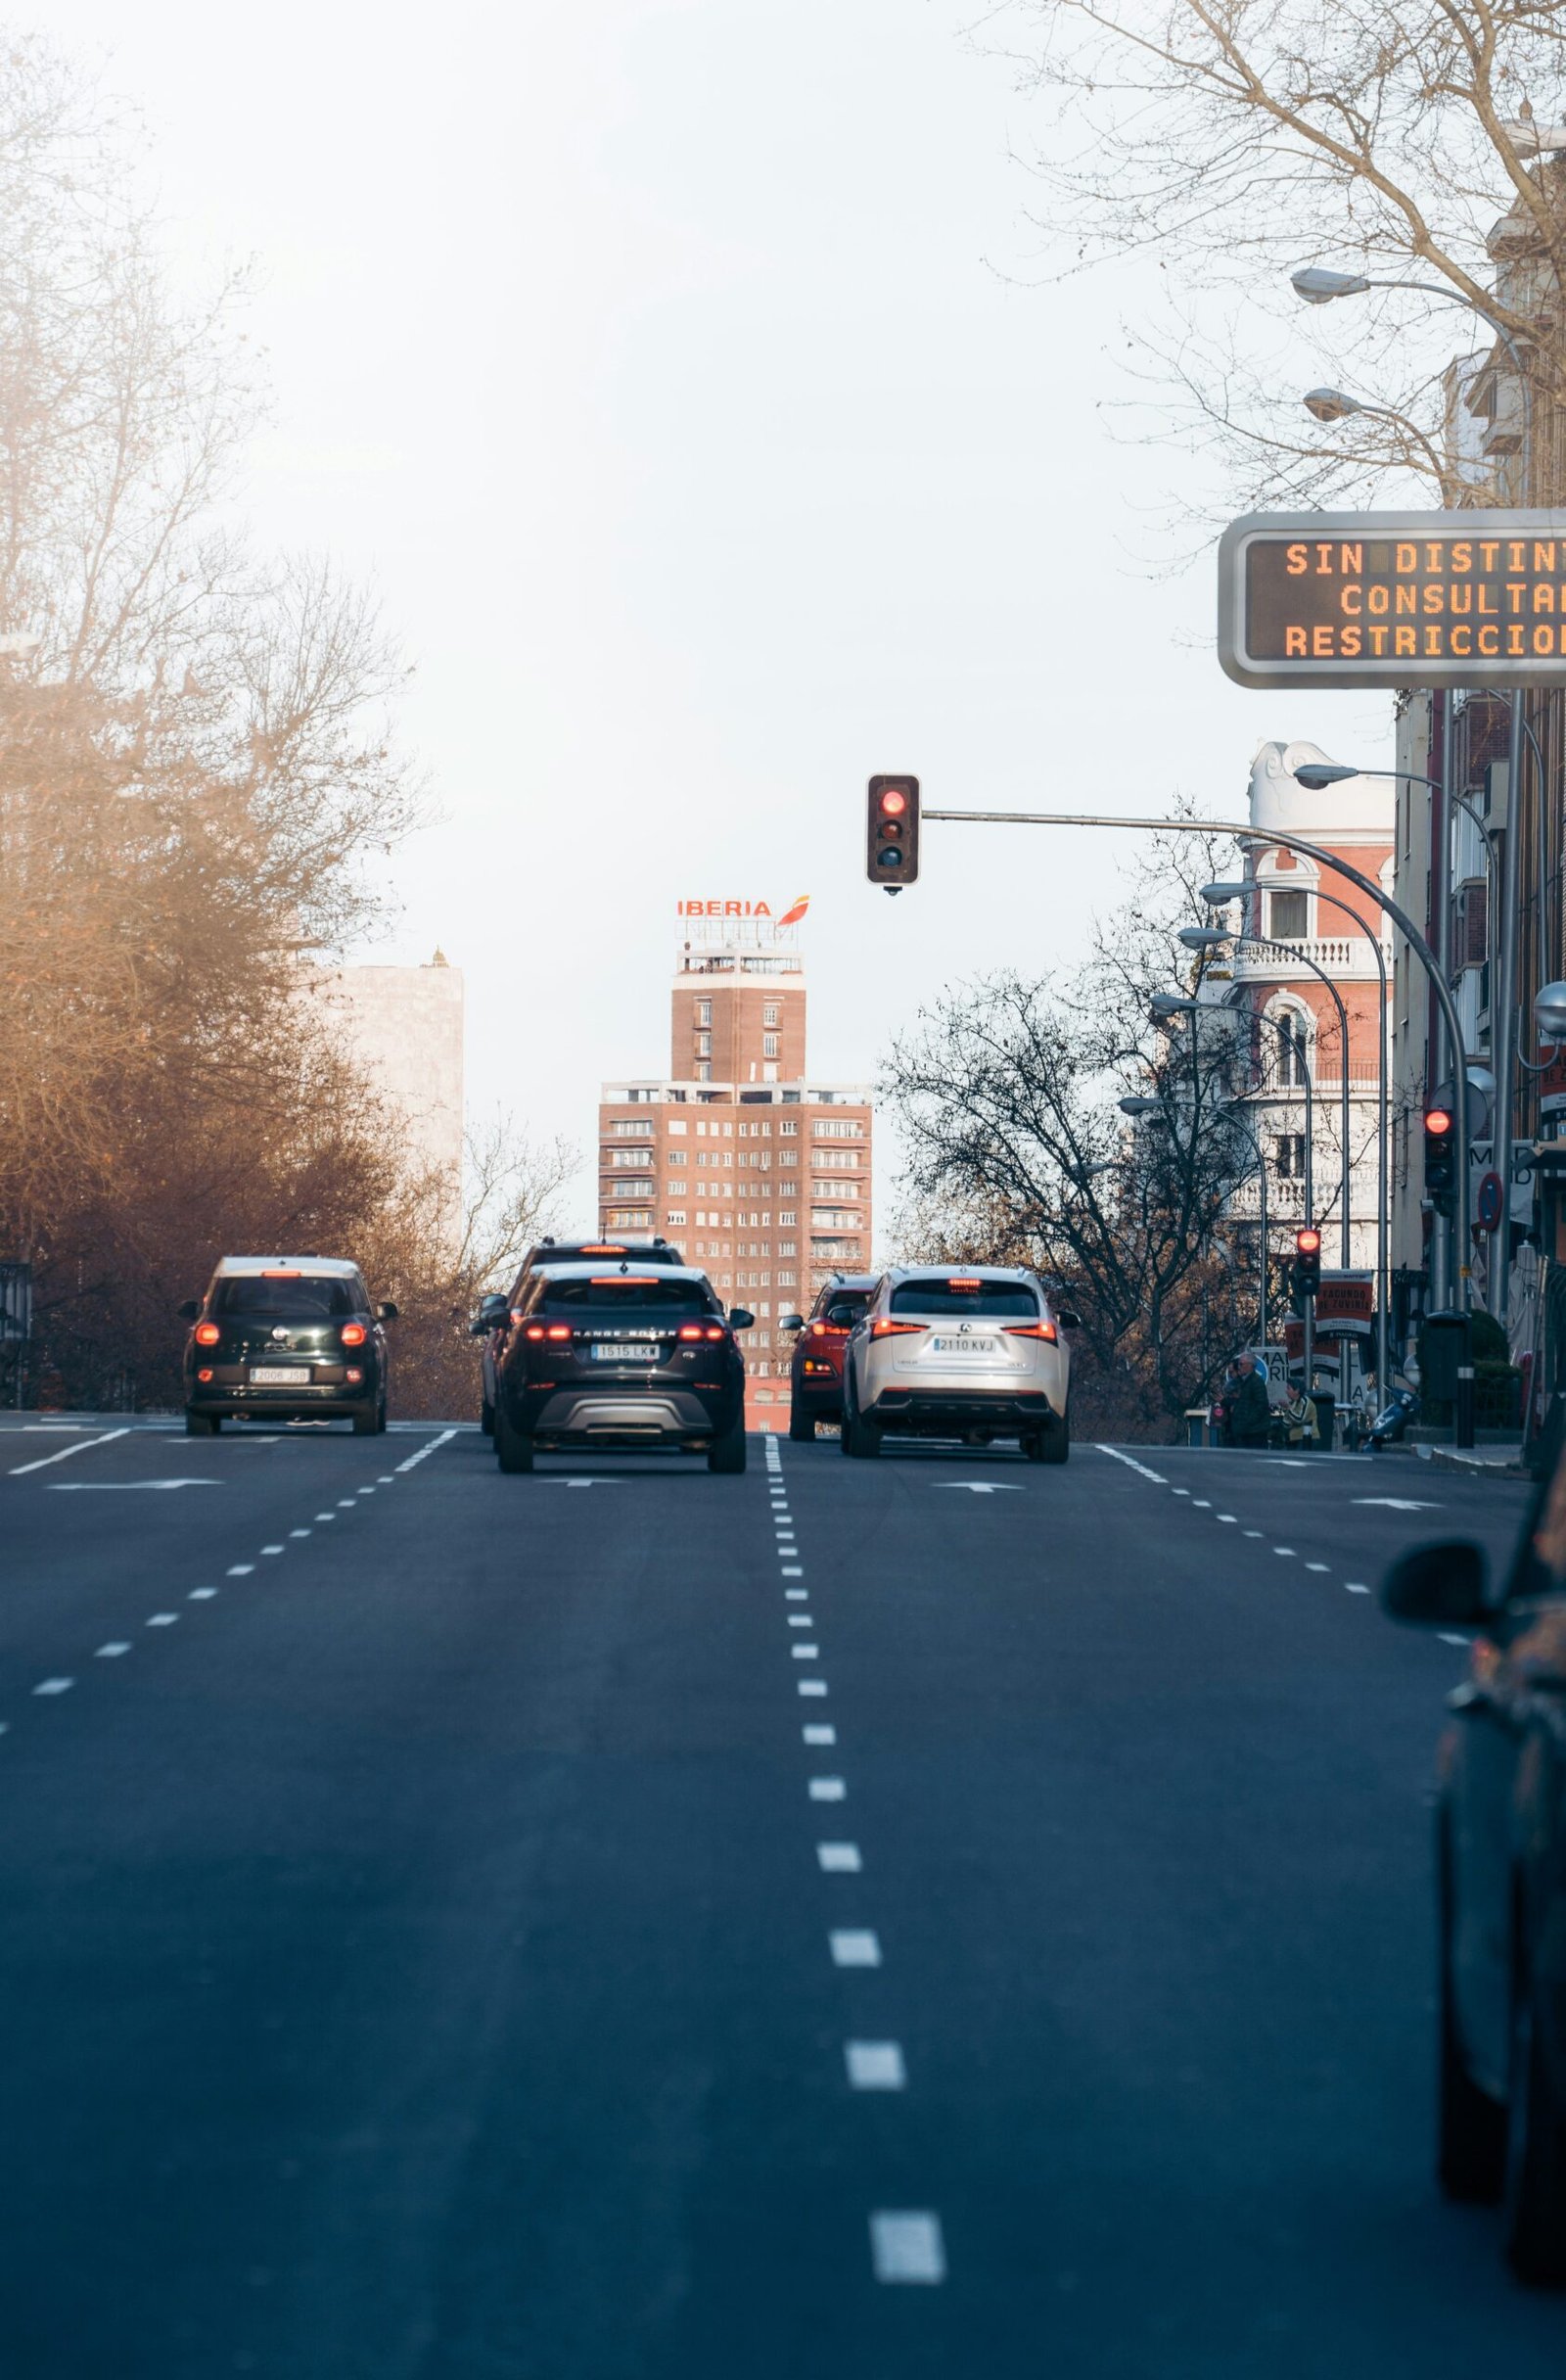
[376, 1302, 399, 1323]
[177, 1299, 201, 1322]
[824, 1305, 859, 1329]
[469, 1313, 492, 1337]
[728, 1308, 756, 1330]
[779, 1313, 806, 1333]
[1381, 1539, 1490, 1629]
[1055, 1309, 1082, 1331]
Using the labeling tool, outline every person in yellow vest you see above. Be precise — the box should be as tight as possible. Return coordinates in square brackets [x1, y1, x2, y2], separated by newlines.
[1279, 1380, 1319, 1447]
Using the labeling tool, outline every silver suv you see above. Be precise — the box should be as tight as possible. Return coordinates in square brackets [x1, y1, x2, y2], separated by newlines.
[841, 1265, 1076, 1463]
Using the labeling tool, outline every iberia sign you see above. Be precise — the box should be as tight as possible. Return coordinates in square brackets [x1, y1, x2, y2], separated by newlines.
[678, 895, 810, 924]
[1218, 509, 1566, 689]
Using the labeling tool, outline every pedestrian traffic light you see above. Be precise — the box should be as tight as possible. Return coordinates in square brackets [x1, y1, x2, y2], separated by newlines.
[1292, 1227, 1321, 1303]
[1423, 1105, 1456, 1217]
[867, 774, 920, 893]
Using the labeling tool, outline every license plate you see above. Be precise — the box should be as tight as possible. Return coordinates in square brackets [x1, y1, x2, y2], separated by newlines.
[250, 1366, 311, 1384]
[932, 1336, 998, 1355]
[592, 1342, 659, 1363]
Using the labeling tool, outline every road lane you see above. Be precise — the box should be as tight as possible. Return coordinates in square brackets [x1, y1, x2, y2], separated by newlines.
[0, 1425, 1557, 2376]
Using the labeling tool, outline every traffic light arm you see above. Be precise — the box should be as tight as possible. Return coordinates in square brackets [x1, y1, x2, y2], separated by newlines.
[922, 805, 1473, 1299]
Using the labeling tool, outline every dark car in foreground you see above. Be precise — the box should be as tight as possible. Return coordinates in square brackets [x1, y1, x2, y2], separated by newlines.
[779, 1275, 878, 1441]
[179, 1256, 396, 1435]
[1383, 1455, 1566, 2284]
[492, 1259, 752, 1473]
[472, 1238, 686, 1433]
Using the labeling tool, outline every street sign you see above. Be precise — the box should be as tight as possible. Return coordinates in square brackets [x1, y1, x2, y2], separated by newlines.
[0, 1262, 30, 1344]
[1218, 510, 1566, 689]
[1476, 1168, 1504, 1233]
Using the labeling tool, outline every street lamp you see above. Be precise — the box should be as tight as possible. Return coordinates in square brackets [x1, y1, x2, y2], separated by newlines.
[1202, 875, 1391, 1396]
[1301, 387, 1455, 496]
[1536, 983, 1566, 1044]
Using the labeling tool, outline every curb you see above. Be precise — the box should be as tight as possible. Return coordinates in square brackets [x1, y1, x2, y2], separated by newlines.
[1408, 1442, 1532, 1480]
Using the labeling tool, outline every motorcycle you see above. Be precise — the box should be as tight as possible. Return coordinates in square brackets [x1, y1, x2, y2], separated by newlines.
[1365, 1383, 1418, 1451]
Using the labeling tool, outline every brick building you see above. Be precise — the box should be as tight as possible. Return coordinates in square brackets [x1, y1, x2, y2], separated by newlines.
[598, 913, 873, 1422]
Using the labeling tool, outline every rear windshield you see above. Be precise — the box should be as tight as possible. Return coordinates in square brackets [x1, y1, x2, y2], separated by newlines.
[817, 1290, 873, 1322]
[536, 1278, 714, 1315]
[214, 1275, 360, 1317]
[889, 1280, 1039, 1320]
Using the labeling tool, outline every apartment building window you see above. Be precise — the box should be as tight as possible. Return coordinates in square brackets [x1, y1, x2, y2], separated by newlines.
[812, 1118, 864, 1139]
[780, 1120, 798, 1136]
[696, 1000, 712, 1027]
[1268, 889, 1309, 941]
[762, 1033, 779, 1058]
[778, 1243, 797, 1257]
[667, 1118, 687, 1135]
[813, 1149, 857, 1170]
[777, 1269, 797, 1285]
[779, 1211, 797, 1227]
[609, 1119, 653, 1139]
[1273, 1134, 1307, 1180]
[763, 1003, 779, 1027]
[696, 1033, 712, 1057]
[697, 1062, 711, 1082]
[666, 1209, 687, 1226]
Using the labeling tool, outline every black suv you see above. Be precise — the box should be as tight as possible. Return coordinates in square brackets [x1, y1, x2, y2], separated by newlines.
[492, 1260, 751, 1472]
[472, 1238, 686, 1434]
[179, 1257, 396, 1435]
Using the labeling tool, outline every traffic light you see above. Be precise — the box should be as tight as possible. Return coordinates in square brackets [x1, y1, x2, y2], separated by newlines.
[1292, 1227, 1321, 1304]
[867, 774, 920, 893]
[1423, 1105, 1456, 1217]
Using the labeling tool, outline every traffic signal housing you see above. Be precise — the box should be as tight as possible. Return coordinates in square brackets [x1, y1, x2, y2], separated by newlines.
[1292, 1227, 1321, 1304]
[1423, 1105, 1456, 1217]
[867, 774, 920, 893]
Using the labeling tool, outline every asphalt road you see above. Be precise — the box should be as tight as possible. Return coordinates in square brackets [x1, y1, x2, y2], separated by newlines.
[0, 1414, 1560, 2377]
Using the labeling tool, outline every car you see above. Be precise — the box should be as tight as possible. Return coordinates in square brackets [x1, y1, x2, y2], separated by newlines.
[491, 1258, 753, 1473]
[471, 1238, 686, 1433]
[840, 1265, 1077, 1462]
[178, 1256, 396, 1435]
[1382, 1459, 1566, 2284]
[779, 1275, 879, 1440]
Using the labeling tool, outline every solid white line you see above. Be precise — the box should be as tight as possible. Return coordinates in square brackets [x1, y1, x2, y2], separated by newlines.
[870, 2212, 944, 2283]
[798, 1680, 828, 1698]
[847, 2042, 905, 2091]
[804, 1723, 836, 1745]
[830, 1930, 880, 1967]
[1095, 1445, 1167, 1483]
[9, 1427, 130, 1476]
[145, 1613, 178, 1627]
[95, 1643, 131, 1658]
[817, 1843, 861, 1872]
[32, 1678, 73, 1696]
[809, 1777, 846, 1799]
[226, 1563, 254, 1577]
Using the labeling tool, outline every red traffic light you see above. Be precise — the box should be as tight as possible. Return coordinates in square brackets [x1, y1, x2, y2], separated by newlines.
[866, 773, 920, 891]
[1295, 1228, 1321, 1256]
[879, 787, 907, 817]
[1424, 1106, 1452, 1136]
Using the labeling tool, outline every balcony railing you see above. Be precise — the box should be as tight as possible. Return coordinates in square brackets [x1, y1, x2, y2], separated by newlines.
[1229, 934, 1393, 981]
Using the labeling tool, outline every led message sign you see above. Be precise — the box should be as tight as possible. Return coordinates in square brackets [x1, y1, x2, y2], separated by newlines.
[1218, 509, 1566, 689]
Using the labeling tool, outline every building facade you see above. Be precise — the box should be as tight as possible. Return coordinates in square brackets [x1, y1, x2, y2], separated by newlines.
[598, 915, 873, 1420]
[309, 953, 466, 1245]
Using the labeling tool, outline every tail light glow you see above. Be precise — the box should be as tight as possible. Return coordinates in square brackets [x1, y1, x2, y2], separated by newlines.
[947, 1277, 982, 1290]
[810, 1319, 850, 1337]
[345, 1367, 363, 1384]
[1005, 1321, 1058, 1341]
[872, 1318, 924, 1337]
[194, 1322, 220, 1345]
[341, 1323, 367, 1347]
[529, 1321, 573, 1341]
[196, 1367, 213, 1383]
[591, 1276, 658, 1285]
[261, 1268, 301, 1278]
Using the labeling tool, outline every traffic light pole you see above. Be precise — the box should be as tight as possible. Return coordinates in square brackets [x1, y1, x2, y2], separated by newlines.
[923, 806, 1476, 1446]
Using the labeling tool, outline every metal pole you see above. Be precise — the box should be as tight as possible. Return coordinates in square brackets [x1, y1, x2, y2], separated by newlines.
[925, 807, 1479, 1444]
[1494, 696, 1525, 1321]
[1313, 891, 1391, 1400]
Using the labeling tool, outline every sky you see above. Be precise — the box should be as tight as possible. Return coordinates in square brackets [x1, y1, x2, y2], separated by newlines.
[48, 0, 1400, 1237]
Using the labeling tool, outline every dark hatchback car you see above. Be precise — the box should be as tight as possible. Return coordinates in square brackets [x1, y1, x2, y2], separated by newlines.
[779, 1275, 878, 1441]
[180, 1256, 396, 1435]
[472, 1238, 686, 1434]
[492, 1260, 751, 1473]
[1383, 1451, 1566, 2283]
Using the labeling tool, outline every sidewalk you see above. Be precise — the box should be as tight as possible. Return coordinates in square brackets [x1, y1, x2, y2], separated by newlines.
[1395, 1439, 1531, 1479]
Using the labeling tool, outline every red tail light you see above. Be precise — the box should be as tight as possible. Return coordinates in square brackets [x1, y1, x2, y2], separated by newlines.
[1005, 1321, 1057, 1341]
[871, 1318, 924, 1337]
[525, 1323, 545, 1339]
[681, 1322, 727, 1341]
[591, 1276, 658, 1285]
[197, 1368, 214, 1383]
[528, 1321, 573, 1341]
[194, 1322, 220, 1345]
[345, 1367, 363, 1383]
[947, 1277, 982, 1289]
[261, 1268, 301, 1278]
[341, 1323, 367, 1347]
[810, 1319, 851, 1337]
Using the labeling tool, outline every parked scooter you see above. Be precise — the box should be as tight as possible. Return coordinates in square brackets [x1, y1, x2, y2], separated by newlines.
[1365, 1383, 1418, 1451]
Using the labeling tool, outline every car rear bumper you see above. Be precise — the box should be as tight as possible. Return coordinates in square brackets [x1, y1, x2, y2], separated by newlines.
[513, 1385, 740, 1447]
[186, 1383, 379, 1417]
[864, 1387, 1063, 1433]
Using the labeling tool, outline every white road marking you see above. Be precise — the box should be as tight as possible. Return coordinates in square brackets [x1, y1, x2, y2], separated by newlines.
[848, 2042, 906, 2091]
[394, 1428, 457, 1473]
[870, 2212, 944, 2284]
[95, 1644, 131, 1658]
[1439, 1632, 1472, 1647]
[936, 1482, 1025, 1494]
[9, 1427, 130, 1475]
[357, 1488, 376, 1497]
[1096, 1446, 1168, 1484]
[1266, 1459, 1311, 1468]
[1346, 1582, 1371, 1595]
[289, 1529, 311, 1539]
[32, 1678, 73, 1696]
[809, 1777, 846, 1799]
[188, 1588, 218, 1600]
[1275, 1547, 1296, 1557]
[804, 1724, 836, 1745]
[337, 1499, 356, 1509]
[48, 1477, 222, 1492]
[315, 1513, 335, 1522]
[536, 1478, 626, 1488]
[261, 1544, 284, 1556]
[817, 1842, 862, 1872]
[145, 1613, 178, 1627]
[788, 1615, 813, 1629]
[830, 1930, 881, 1968]
[782, 1565, 804, 1577]
[1217, 1514, 1237, 1522]
[792, 1644, 819, 1660]
[1306, 1562, 1329, 1572]
[1355, 1497, 1439, 1512]
[377, 1475, 394, 1484]
[786, 1588, 808, 1601]
[1244, 1530, 1263, 1539]
[1171, 1489, 1190, 1498]
[226, 1563, 254, 1577]
[1192, 1499, 1212, 1509]
[798, 1680, 828, 1698]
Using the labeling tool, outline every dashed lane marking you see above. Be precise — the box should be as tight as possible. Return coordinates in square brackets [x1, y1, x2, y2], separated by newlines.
[798, 1680, 828, 1698]
[809, 1777, 846, 1800]
[1346, 1582, 1371, 1595]
[226, 1564, 254, 1577]
[188, 1588, 218, 1601]
[847, 2042, 905, 2091]
[1244, 1530, 1264, 1539]
[782, 1565, 804, 1578]
[146, 1612, 178, 1627]
[792, 1644, 820, 1660]
[786, 1588, 808, 1601]
[1439, 1632, 1472, 1647]
[261, 1545, 285, 1556]
[1217, 1514, 1237, 1522]
[830, 1930, 881, 1968]
[32, 1678, 73, 1697]
[9, 1427, 130, 1476]
[1306, 1562, 1330, 1572]
[289, 1529, 311, 1539]
[1095, 1446, 1168, 1484]
[817, 1843, 862, 1872]
[394, 1428, 457, 1474]
[788, 1615, 813, 1628]
[95, 1644, 131, 1658]
[870, 2213, 945, 2285]
[315, 1514, 336, 1522]
[804, 1724, 836, 1746]
[1275, 1547, 1297, 1558]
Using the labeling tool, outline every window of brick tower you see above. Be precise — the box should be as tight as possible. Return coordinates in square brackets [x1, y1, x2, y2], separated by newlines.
[1268, 889, 1308, 941]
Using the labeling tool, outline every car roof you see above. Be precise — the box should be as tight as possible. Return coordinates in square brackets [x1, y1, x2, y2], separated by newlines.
[211, 1255, 361, 1277]
[522, 1237, 684, 1266]
[886, 1263, 1039, 1283]
[815, 1276, 879, 1296]
[530, 1261, 713, 1285]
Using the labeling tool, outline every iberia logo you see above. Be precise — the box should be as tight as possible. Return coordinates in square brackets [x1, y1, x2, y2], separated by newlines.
[777, 894, 810, 927]
[676, 895, 812, 924]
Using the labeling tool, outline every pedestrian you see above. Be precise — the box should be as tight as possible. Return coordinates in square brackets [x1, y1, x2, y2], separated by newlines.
[1212, 1360, 1240, 1447]
[1229, 1351, 1270, 1450]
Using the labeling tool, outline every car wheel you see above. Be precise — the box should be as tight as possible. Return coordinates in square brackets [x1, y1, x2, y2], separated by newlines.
[1505, 1959, 1566, 2283]
[351, 1405, 378, 1435]
[1031, 1410, 1070, 1465]
[185, 1411, 219, 1436]
[481, 1396, 495, 1437]
[708, 1411, 748, 1473]
[1437, 1817, 1505, 2203]
[495, 1403, 534, 1473]
[375, 1394, 389, 1434]
[788, 1404, 816, 1443]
